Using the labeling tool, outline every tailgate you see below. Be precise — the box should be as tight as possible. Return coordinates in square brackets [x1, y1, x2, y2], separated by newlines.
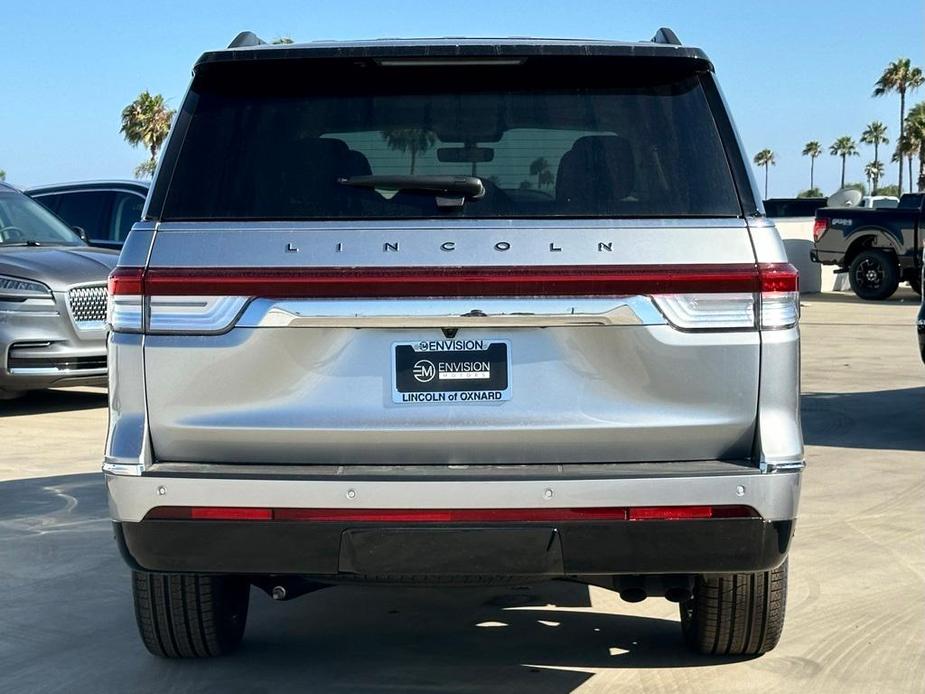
[140, 222, 760, 465]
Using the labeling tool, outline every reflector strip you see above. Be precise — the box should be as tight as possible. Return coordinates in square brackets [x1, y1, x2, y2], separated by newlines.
[190, 507, 273, 520]
[122, 264, 770, 298]
[628, 505, 713, 520]
[144, 505, 758, 522]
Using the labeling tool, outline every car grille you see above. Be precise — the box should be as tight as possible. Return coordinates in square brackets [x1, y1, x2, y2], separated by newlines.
[68, 285, 108, 326]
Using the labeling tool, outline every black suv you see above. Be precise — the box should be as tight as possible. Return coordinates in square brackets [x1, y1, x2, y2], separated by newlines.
[27, 180, 149, 250]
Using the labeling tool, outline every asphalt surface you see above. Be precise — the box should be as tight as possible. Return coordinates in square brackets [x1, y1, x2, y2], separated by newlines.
[0, 290, 923, 694]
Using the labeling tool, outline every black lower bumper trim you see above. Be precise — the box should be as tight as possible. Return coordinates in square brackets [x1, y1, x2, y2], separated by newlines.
[116, 517, 794, 576]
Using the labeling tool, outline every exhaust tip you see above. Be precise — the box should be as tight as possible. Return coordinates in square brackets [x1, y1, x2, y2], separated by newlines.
[664, 587, 692, 603]
[619, 588, 647, 603]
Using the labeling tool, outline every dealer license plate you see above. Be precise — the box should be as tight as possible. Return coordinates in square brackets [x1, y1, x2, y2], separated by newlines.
[392, 338, 511, 404]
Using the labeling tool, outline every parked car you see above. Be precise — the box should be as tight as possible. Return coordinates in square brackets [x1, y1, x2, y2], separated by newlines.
[763, 197, 828, 218]
[812, 193, 924, 299]
[105, 30, 802, 659]
[26, 180, 149, 250]
[0, 182, 117, 398]
[858, 195, 899, 209]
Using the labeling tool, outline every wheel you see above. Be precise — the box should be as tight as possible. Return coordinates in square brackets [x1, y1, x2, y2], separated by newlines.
[680, 561, 788, 656]
[848, 249, 900, 300]
[132, 571, 250, 658]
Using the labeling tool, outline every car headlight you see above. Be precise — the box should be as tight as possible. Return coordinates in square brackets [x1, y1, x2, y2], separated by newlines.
[0, 274, 54, 303]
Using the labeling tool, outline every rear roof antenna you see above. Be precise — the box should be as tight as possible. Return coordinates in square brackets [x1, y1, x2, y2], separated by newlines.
[228, 31, 266, 49]
[651, 27, 682, 46]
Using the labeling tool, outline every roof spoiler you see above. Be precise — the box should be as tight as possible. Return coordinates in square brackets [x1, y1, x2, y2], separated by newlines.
[228, 31, 266, 48]
[650, 27, 682, 46]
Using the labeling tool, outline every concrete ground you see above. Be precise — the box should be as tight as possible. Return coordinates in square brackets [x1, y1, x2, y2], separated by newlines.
[0, 289, 922, 694]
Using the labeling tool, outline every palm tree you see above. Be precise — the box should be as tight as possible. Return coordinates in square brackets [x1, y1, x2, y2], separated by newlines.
[120, 91, 175, 179]
[271, 36, 294, 44]
[381, 129, 437, 174]
[753, 149, 775, 198]
[893, 135, 917, 193]
[829, 136, 859, 188]
[0, 169, 5, 181]
[873, 58, 924, 193]
[529, 157, 554, 190]
[860, 121, 889, 193]
[864, 161, 885, 195]
[905, 101, 925, 191]
[801, 141, 822, 191]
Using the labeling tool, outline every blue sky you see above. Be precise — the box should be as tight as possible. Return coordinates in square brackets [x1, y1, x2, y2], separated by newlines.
[1, 0, 922, 198]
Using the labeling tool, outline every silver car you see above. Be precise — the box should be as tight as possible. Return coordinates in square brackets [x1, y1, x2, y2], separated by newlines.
[105, 30, 803, 659]
[0, 183, 117, 398]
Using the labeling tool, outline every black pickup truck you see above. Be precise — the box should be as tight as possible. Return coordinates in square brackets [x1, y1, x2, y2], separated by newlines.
[812, 193, 924, 300]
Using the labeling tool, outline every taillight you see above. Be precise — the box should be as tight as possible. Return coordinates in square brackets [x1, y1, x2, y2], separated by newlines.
[653, 262, 799, 331]
[108, 263, 799, 333]
[107, 267, 247, 334]
[107, 267, 144, 333]
[813, 218, 828, 241]
[759, 262, 800, 329]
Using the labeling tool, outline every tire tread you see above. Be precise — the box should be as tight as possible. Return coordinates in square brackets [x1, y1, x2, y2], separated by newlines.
[131, 571, 249, 658]
[681, 561, 788, 656]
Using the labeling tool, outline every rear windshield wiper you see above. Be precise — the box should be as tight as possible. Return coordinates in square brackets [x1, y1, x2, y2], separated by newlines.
[338, 175, 485, 208]
[2, 240, 43, 247]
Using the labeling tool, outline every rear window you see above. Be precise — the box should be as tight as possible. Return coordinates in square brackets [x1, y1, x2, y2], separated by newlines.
[158, 57, 741, 220]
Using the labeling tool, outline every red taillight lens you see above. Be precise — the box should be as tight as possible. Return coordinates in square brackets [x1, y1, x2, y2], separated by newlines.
[812, 218, 828, 242]
[759, 263, 799, 293]
[108, 266, 144, 295]
[141, 264, 764, 298]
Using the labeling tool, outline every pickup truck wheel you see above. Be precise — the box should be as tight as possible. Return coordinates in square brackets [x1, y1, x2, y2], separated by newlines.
[848, 249, 900, 300]
[680, 560, 787, 656]
[132, 571, 250, 658]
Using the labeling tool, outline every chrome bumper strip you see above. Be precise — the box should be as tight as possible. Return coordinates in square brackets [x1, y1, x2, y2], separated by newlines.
[238, 296, 667, 329]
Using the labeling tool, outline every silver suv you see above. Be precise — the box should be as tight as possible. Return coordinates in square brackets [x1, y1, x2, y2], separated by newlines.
[105, 30, 803, 659]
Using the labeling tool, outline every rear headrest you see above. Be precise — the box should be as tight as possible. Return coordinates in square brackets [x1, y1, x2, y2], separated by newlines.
[343, 149, 372, 177]
[556, 135, 635, 209]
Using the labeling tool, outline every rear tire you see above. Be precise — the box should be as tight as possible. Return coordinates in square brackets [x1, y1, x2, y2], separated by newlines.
[848, 249, 899, 300]
[680, 561, 788, 656]
[132, 571, 250, 658]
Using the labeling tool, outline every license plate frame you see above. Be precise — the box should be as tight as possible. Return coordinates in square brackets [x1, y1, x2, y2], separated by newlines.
[392, 338, 512, 404]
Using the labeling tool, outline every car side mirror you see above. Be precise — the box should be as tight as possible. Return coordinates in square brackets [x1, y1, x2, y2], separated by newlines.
[72, 226, 89, 242]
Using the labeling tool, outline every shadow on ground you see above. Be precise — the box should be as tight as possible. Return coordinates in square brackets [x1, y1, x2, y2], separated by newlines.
[0, 473, 749, 693]
[802, 386, 925, 452]
[0, 388, 107, 417]
[801, 286, 920, 306]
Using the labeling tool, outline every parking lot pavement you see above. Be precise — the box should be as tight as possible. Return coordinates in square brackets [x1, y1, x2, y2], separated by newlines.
[0, 290, 922, 694]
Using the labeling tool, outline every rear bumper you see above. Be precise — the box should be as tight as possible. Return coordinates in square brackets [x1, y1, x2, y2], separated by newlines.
[809, 248, 842, 266]
[115, 516, 794, 576]
[106, 462, 801, 576]
[105, 462, 802, 522]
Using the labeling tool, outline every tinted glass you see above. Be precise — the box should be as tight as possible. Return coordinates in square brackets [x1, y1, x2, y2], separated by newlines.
[161, 58, 740, 220]
[0, 192, 84, 246]
[112, 192, 145, 241]
[55, 191, 112, 239]
[31, 193, 63, 213]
